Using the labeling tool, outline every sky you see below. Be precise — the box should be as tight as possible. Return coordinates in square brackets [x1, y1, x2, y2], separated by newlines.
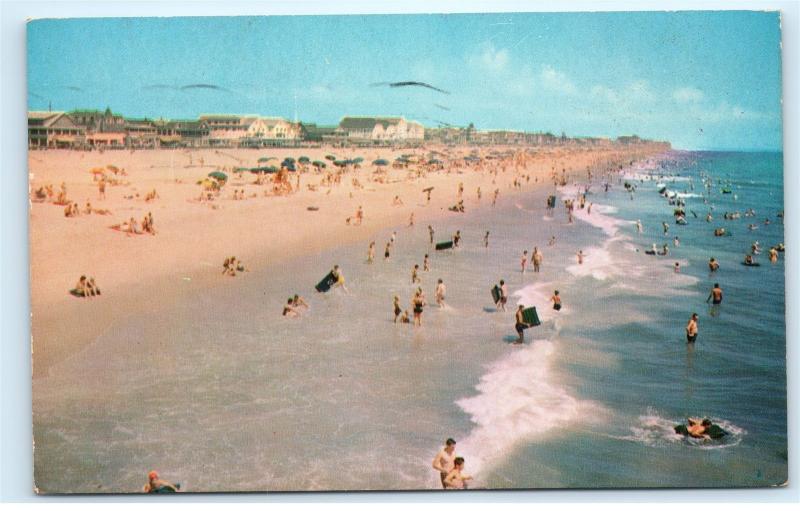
[27, 11, 783, 150]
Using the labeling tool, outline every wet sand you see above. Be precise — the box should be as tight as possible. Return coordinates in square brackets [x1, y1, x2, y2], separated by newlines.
[29, 144, 668, 377]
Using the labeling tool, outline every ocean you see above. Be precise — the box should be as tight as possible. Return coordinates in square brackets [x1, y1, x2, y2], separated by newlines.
[32, 151, 787, 492]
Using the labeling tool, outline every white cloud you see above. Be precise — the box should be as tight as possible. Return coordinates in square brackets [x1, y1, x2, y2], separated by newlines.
[540, 65, 577, 95]
[673, 86, 704, 103]
[589, 85, 620, 104]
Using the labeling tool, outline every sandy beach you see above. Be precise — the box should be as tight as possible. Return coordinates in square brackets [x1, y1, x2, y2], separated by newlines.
[30, 143, 667, 377]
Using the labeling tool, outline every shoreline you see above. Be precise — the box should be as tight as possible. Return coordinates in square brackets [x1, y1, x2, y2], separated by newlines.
[30, 144, 668, 378]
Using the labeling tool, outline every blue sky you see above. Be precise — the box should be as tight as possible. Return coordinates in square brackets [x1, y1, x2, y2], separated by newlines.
[27, 11, 783, 150]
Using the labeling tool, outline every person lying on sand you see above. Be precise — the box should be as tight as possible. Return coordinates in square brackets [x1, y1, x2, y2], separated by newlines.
[143, 470, 179, 493]
[282, 298, 299, 318]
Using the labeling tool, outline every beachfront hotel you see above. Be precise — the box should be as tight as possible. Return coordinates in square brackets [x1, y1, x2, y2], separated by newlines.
[28, 108, 662, 151]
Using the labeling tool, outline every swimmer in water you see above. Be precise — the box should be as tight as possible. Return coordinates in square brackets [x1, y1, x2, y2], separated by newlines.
[686, 418, 713, 439]
[706, 283, 723, 305]
[674, 262, 681, 273]
[521, 250, 528, 273]
[709, 258, 719, 272]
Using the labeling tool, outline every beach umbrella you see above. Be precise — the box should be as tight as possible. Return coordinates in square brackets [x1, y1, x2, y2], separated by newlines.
[333, 160, 348, 167]
[325, 154, 337, 161]
[283, 157, 296, 163]
[257, 156, 276, 163]
[352, 157, 364, 163]
[298, 156, 311, 164]
[373, 159, 389, 166]
[312, 160, 327, 168]
[250, 166, 279, 174]
[208, 171, 228, 181]
[282, 161, 297, 171]
[428, 159, 442, 165]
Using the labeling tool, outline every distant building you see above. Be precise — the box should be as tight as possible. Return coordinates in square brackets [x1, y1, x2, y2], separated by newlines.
[337, 117, 424, 143]
[298, 123, 339, 143]
[28, 111, 85, 149]
[125, 118, 158, 148]
[200, 114, 256, 147]
[69, 107, 126, 133]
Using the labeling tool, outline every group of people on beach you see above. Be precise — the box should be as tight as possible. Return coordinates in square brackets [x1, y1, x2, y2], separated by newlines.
[431, 438, 473, 490]
[222, 256, 246, 276]
[71, 275, 101, 298]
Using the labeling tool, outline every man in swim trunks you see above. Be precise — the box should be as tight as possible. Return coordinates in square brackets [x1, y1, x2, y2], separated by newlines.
[431, 438, 457, 488]
[686, 313, 699, 343]
[499, 280, 508, 311]
[706, 283, 723, 305]
[708, 257, 719, 272]
[514, 305, 531, 344]
[551, 290, 561, 310]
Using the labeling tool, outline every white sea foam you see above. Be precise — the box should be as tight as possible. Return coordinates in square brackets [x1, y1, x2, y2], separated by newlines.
[454, 341, 600, 480]
[565, 238, 623, 281]
[511, 281, 566, 323]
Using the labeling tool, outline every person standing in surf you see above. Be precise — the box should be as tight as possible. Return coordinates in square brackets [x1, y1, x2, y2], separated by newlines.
[444, 457, 473, 490]
[367, 241, 375, 263]
[393, 295, 402, 323]
[521, 250, 528, 274]
[551, 290, 562, 311]
[707, 283, 723, 305]
[708, 257, 719, 272]
[686, 313, 699, 343]
[514, 305, 531, 344]
[435, 279, 446, 308]
[428, 225, 435, 244]
[498, 280, 508, 312]
[484, 231, 490, 248]
[431, 438, 457, 489]
[532, 247, 543, 273]
[412, 289, 425, 327]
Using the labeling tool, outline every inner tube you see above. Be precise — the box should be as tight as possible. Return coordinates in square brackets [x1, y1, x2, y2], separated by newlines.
[674, 423, 729, 439]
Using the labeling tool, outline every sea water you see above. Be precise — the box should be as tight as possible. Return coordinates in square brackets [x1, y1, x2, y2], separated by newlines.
[33, 151, 786, 492]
